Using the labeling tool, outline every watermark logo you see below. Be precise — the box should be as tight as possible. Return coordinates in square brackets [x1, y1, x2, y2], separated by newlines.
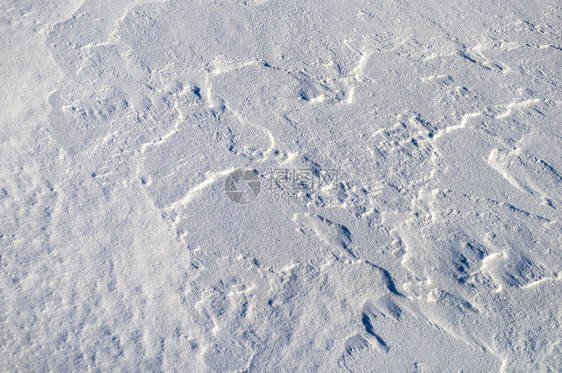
[266, 168, 339, 205]
[267, 168, 338, 191]
[224, 168, 261, 204]
[225, 167, 339, 205]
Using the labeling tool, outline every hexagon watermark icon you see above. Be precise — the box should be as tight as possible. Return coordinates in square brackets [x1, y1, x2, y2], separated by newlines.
[224, 168, 261, 204]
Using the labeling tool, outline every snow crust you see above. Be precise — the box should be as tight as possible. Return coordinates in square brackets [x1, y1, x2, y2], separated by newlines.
[1, 0, 561, 371]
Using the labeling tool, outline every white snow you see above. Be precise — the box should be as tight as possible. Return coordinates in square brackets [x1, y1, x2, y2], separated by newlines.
[1, 0, 561, 372]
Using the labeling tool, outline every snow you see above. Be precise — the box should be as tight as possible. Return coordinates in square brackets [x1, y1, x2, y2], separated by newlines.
[1, 0, 561, 371]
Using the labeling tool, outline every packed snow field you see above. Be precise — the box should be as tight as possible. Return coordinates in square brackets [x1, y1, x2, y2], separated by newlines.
[1, 0, 561, 371]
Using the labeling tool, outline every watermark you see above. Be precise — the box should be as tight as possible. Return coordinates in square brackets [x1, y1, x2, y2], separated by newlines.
[224, 168, 261, 204]
[267, 168, 338, 192]
[225, 167, 339, 204]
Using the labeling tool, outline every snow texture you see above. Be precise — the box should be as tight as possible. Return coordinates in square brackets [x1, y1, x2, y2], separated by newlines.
[1, 0, 561, 372]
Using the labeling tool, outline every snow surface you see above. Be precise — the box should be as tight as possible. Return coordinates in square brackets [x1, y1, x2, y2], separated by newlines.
[1, 0, 561, 371]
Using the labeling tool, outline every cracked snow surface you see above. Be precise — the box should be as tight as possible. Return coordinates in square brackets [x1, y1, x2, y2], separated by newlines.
[1, 0, 561, 372]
